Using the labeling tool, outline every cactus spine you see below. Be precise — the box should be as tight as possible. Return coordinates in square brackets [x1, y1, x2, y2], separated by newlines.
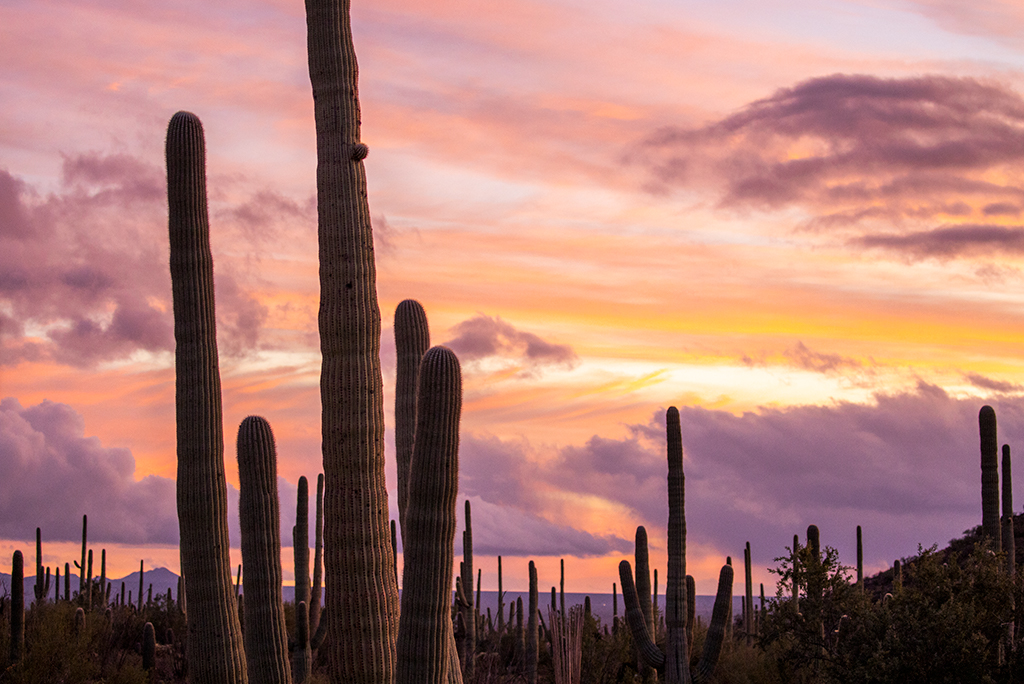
[237, 416, 292, 684]
[619, 406, 734, 684]
[980, 405, 1001, 546]
[395, 346, 462, 684]
[304, 0, 398, 677]
[167, 110, 248, 684]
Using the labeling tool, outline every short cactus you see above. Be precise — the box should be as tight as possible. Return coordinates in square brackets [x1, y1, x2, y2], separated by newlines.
[527, 561, 539, 684]
[619, 406, 733, 684]
[980, 405, 1001, 546]
[143, 622, 157, 671]
[11, 550, 24, 663]
[237, 416, 292, 684]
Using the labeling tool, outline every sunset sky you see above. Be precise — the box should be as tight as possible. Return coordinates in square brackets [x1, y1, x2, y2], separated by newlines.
[3, 0, 1024, 598]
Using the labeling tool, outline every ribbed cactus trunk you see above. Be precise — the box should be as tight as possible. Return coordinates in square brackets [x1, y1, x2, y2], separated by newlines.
[304, 0, 398, 679]
[79, 514, 87, 599]
[311, 473, 324, 636]
[395, 299, 430, 545]
[497, 556, 505, 632]
[981, 405, 1001, 546]
[527, 561, 539, 684]
[635, 527, 653, 638]
[294, 476, 311, 627]
[1003, 445, 1015, 577]
[167, 110, 248, 684]
[295, 602, 313, 684]
[237, 416, 292, 684]
[395, 346, 462, 684]
[11, 550, 24, 663]
[461, 500, 475, 679]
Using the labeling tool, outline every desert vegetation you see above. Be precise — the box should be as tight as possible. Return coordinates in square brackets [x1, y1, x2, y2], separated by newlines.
[1, 0, 1021, 683]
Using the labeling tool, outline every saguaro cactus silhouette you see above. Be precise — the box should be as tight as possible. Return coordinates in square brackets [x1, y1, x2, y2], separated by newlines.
[395, 298, 430, 544]
[980, 405, 1000, 546]
[167, 110, 248, 684]
[619, 406, 733, 684]
[304, 0, 398, 679]
[395, 346, 462, 684]
[237, 416, 292, 684]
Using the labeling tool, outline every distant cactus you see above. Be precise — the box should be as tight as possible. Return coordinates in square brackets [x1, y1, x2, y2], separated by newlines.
[980, 406, 1001, 546]
[34, 527, 49, 604]
[744, 542, 753, 645]
[634, 528, 653, 638]
[237, 416, 292, 684]
[99, 549, 107, 608]
[167, 109, 247, 684]
[79, 514, 87, 599]
[497, 556, 505, 632]
[395, 346, 462, 684]
[143, 622, 157, 671]
[11, 550, 24, 663]
[619, 406, 733, 684]
[74, 606, 85, 636]
[395, 299, 430, 544]
[1003, 445, 1015, 577]
[462, 499, 476, 679]
[294, 476, 311, 616]
[856, 525, 864, 592]
[527, 561, 539, 684]
[310, 473, 324, 636]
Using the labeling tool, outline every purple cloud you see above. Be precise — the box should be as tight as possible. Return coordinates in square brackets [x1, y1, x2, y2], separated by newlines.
[637, 74, 1024, 258]
[443, 314, 578, 376]
[855, 223, 1024, 259]
[0, 155, 276, 367]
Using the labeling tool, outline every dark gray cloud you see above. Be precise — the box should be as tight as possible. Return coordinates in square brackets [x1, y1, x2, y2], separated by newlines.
[964, 372, 1023, 393]
[637, 74, 1024, 257]
[443, 314, 578, 376]
[0, 155, 277, 367]
[855, 223, 1024, 259]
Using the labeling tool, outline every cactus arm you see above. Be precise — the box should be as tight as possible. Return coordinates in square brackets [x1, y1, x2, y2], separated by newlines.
[619, 560, 666, 670]
[692, 564, 734, 684]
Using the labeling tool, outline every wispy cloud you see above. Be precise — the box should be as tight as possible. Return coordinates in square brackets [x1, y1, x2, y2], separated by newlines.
[444, 314, 578, 377]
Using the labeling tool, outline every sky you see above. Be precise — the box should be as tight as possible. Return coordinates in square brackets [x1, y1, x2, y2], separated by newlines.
[3, 0, 1024, 599]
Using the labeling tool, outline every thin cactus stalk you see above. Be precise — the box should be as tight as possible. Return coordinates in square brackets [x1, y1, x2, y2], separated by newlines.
[1003, 445, 1015, 577]
[395, 299, 430, 545]
[11, 550, 24, 663]
[497, 556, 505, 632]
[79, 514, 87, 598]
[551, 587, 557, 614]
[143, 622, 157, 671]
[294, 475, 311, 643]
[236, 564, 242, 598]
[893, 559, 902, 593]
[612, 582, 617, 628]
[87, 549, 94, 609]
[527, 561, 539, 684]
[791, 535, 800, 612]
[744, 542, 753, 645]
[295, 601, 312, 684]
[139, 559, 144, 612]
[856, 525, 863, 592]
[391, 520, 398, 584]
[237, 416, 292, 684]
[55, 564, 60, 602]
[515, 596, 525, 662]
[461, 499, 475, 679]
[311, 472, 324, 636]
[619, 406, 734, 684]
[981, 405, 1001, 546]
[560, 558, 565, 618]
[34, 527, 49, 603]
[167, 110, 247, 684]
[685, 575, 695, 653]
[304, 0, 398, 678]
[99, 549, 107, 608]
[395, 346, 462, 684]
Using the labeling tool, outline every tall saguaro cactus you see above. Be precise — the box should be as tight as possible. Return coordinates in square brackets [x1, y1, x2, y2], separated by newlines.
[294, 476, 311, 625]
[980, 405, 1001, 546]
[237, 416, 292, 684]
[620, 407, 733, 684]
[395, 346, 462, 684]
[461, 499, 475, 679]
[1003, 444, 1015, 578]
[304, 0, 398, 679]
[167, 110, 248, 684]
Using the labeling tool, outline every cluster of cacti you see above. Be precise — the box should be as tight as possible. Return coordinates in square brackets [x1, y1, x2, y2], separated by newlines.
[619, 406, 734, 684]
